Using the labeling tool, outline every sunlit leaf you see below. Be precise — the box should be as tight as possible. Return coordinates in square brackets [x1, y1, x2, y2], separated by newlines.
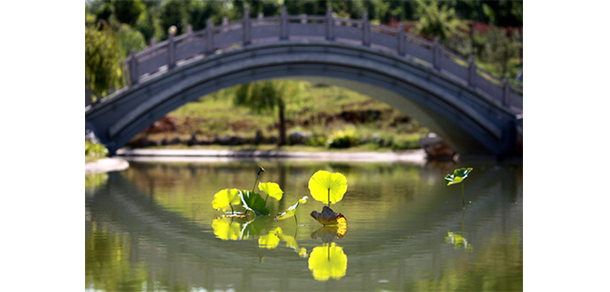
[258, 227, 282, 249]
[276, 228, 308, 258]
[275, 196, 308, 221]
[445, 168, 473, 186]
[308, 170, 348, 205]
[240, 216, 270, 239]
[211, 218, 241, 241]
[212, 188, 241, 211]
[308, 243, 348, 281]
[310, 206, 347, 226]
[239, 190, 270, 215]
[258, 182, 283, 201]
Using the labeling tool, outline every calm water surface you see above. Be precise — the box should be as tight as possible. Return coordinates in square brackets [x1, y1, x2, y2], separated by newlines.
[85, 159, 522, 291]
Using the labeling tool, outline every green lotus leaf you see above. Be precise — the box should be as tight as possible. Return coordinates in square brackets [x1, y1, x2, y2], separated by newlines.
[258, 182, 284, 201]
[445, 168, 473, 186]
[239, 190, 270, 215]
[308, 243, 348, 281]
[211, 218, 241, 241]
[275, 196, 308, 221]
[258, 227, 282, 249]
[212, 188, 241, 211]
[240, 216, 270, 239]
[308, 170, 348, 205]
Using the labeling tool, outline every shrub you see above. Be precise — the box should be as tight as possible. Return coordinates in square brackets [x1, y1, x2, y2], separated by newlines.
[86, 140, 108, 160]
[306, 134, 327, 147]
[327, 128, 360, 149]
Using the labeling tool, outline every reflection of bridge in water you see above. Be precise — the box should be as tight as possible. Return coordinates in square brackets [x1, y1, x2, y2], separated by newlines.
[85, 163, 522, 291]
[85, 7, 523, 158]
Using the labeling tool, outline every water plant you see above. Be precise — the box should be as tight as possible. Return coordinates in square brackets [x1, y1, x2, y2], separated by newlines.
[308, 170, 348, 226]
[211, 166, 285, 216]
[275, 196, 308, 224]
[445, 167, 473, 209]
[308, 170, 347, 208]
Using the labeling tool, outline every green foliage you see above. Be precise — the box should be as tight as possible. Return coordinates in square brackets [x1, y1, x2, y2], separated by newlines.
[478, 25, 522, 77]
[85, 140, 108, 160]
[158, 0, 190, 38]
[327, 128, 360, 149]
[413, 0, 468, 43]
[85, 23, 124, 99]
[307, 134, 328, 147]
[116, 24, 147, 58]
[239, 190, 270, 216]
[112, 0, 145, 27]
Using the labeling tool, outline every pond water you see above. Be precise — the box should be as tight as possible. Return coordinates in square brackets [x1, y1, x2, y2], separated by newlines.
[85, 159, 522, 291]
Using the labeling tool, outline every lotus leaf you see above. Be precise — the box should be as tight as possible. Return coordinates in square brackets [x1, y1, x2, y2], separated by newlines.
[310, 206, 347, 226]
[445, 168, 473, 186]
[258, 182, 284, 201]
[275, 196, 308, 221]
[212, 188, 241, 211]
[211, 218, 241, 241]
[308, 243, 348, 281]
[239, 190, 270, 215]
[308, 170, 347, 205]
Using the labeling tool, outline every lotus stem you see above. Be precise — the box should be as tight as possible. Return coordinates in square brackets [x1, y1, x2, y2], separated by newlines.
[461, 184, 465, 209]
[327, 188, 331, 208]
[230, 204, 234, 214]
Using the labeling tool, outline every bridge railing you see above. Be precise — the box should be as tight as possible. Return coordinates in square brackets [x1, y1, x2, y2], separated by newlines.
[122, 7, 522, 111]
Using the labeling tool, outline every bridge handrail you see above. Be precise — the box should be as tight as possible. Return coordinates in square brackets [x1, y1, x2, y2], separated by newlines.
[121, 8, 522, 111]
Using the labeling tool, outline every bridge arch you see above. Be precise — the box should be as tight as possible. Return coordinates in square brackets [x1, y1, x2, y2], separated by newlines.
[86, 11, 522, 158]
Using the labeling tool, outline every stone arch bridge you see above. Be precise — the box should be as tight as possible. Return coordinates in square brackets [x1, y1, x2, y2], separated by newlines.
[85, 8, 523, 158]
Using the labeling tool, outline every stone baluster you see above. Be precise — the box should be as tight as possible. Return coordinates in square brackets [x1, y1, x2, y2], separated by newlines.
[397, 23, 405, 55]
[468, 54, 476, 88]
[205, 19, 214, 54]
[326, 8, 334, 40]
[129, 50, 139, 85]
[280, 6, 288, 40]
[432, 37, 440, 71]
[168, 30, 176, 69]
[362, 12, 370, 47]
[502, 74, 511, 106]
[243, 9, 251, 45]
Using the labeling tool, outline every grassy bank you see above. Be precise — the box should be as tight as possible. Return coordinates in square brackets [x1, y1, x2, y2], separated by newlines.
[127, 82, 429, 152]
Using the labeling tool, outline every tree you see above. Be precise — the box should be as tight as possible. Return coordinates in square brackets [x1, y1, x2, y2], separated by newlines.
[413, 0, 467, 44]
[233, 80, 301, 146]
[85, 22, 124, 100]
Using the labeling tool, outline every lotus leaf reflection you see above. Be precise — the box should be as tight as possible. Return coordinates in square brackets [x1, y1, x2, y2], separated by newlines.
[308, 243, 348, 281]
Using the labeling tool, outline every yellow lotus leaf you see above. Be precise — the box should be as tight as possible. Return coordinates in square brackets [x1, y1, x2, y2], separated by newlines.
[308, 243, 348, 281]
[308, 170, 347, 205]
[258, 182, 283, 201]
[275, 196, 308, 221]
[211, 218, 241, 241]
[212, 188, 241, 211]
[258, 227, 282, 249]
